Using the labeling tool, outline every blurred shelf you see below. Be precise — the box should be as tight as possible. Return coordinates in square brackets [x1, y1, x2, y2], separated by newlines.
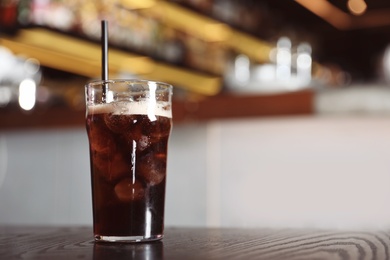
[0, 0, 282, 97]
[0, 28, 222, 96]
[131, 0, 273, 63]
[0, 89, 314, 130]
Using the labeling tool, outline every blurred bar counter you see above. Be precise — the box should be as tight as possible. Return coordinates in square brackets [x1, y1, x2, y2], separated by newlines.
[173, 89, 313, 122]
[4, 83, 390, 130]
[0, 89, 314, 130]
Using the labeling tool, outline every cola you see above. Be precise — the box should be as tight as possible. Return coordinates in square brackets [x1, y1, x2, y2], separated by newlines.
[86, 102, 172, 241]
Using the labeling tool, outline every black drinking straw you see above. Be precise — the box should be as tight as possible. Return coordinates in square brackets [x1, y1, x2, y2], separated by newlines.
[101, 20, 108, 100]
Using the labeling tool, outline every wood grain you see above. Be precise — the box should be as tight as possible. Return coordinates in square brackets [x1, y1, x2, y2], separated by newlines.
[1, 226, 389, 259]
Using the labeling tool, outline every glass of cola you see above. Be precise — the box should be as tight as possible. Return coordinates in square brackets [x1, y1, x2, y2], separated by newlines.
[85, 79, 172, 243]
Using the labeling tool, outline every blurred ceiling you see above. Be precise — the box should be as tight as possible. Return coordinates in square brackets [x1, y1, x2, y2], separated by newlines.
[260, 0, 390, 81]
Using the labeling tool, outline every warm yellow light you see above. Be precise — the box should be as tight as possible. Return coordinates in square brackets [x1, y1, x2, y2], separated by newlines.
[203, 23, 231, 42]
[347, 0, 367, 16]
[1, 28, 222, 95]
[120, 0, 156, 9]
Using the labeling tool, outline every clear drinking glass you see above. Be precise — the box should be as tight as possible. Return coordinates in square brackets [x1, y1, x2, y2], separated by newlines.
[85, 79, 173, 243]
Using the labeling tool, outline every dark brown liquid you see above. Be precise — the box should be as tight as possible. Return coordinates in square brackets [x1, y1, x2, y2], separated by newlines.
[86, 111, 171, 238]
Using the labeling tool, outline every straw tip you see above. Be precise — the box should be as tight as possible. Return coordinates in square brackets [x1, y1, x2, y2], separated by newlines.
[101, 19, 109, 82]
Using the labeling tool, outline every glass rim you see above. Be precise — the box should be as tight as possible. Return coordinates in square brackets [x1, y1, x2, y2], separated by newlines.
[86, 79, 173, 89]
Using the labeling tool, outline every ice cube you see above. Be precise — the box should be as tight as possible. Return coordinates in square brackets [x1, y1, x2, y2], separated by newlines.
[138, 152, 166, 186]
[93, 152, 130, 182]
[114, 178, 144, 202]
[121, 131, 149, 155]
[104, 113, 138, 134]
[88, 125, 116, 153]
[137, 135, 151, 152]
[142, 116, 171, 143]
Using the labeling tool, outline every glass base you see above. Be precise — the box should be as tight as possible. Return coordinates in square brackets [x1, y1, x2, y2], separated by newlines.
[94, 234, 163, 243]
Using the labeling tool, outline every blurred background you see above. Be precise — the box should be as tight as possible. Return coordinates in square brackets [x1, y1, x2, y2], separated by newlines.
[1, 0, 390, 229]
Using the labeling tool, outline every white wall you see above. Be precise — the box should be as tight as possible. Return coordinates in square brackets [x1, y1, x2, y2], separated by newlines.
[215, 116, 390, 229]
[1, 115, 390, 229]
[0, 128, 92, 225]
[0, 123, 209, 227]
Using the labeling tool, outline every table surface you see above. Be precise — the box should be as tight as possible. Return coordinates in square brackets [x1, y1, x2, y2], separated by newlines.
[1, 226, 390, 260]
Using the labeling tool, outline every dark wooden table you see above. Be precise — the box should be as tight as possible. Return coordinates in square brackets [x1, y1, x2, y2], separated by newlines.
[1, 226, 389, 259]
